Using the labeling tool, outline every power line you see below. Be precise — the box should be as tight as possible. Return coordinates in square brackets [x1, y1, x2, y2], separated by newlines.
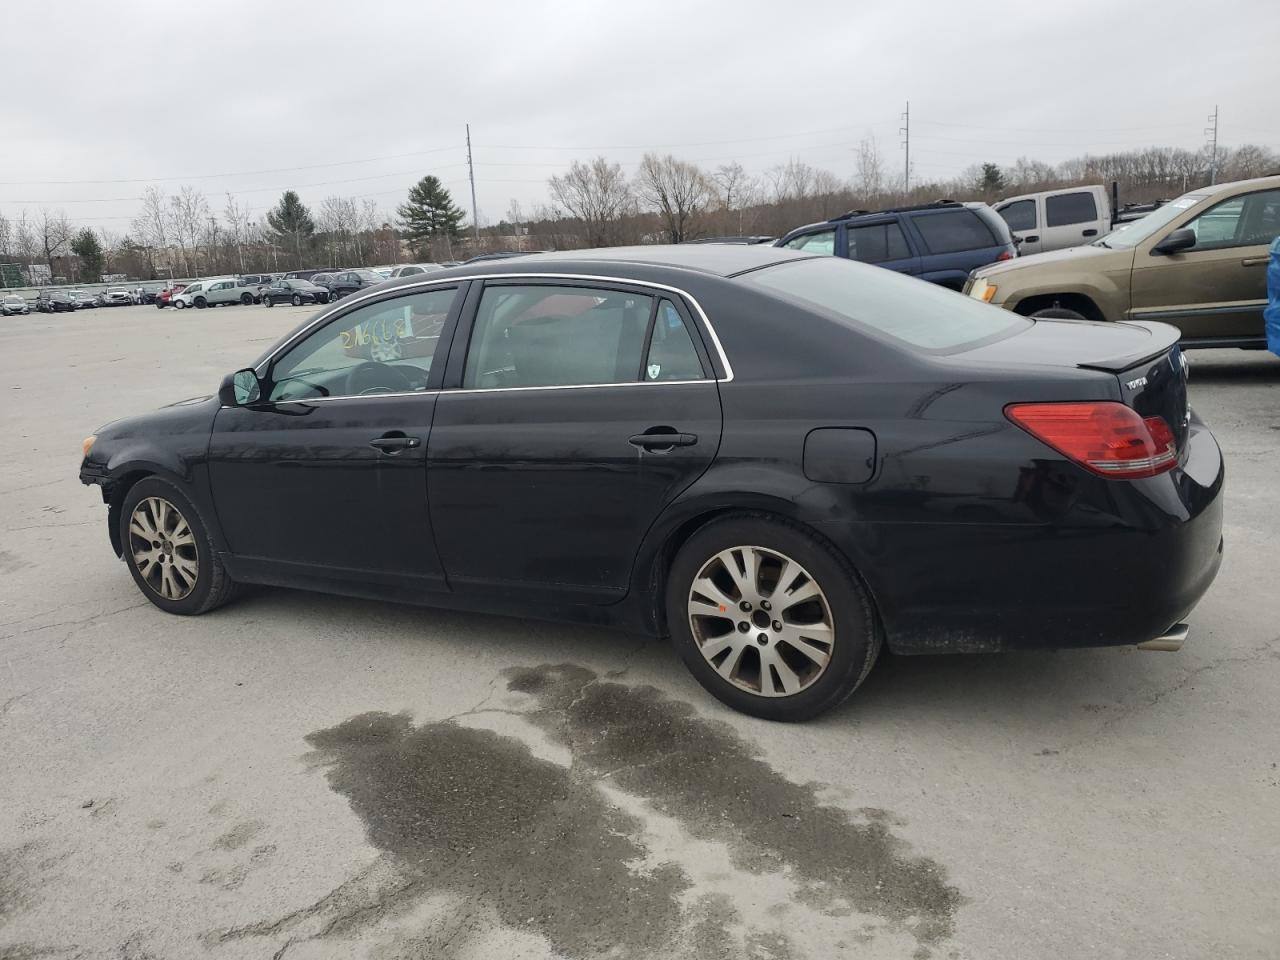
[1205, 105, 1220, 184]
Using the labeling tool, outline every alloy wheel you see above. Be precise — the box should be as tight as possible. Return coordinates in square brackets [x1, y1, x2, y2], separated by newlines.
[128, 496, 199, 600]
[687, 545, 835, 698]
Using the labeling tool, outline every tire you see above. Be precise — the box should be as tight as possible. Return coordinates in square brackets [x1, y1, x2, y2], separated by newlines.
[241, 293, 254, 305]
[665, 514, 881, 721]
[1030, 307, 1089, 321]
[119, 477, 238, 616]
[265, 296, 274, 308]
[194, 297, 207, 309]
[291, 294, 302, 307]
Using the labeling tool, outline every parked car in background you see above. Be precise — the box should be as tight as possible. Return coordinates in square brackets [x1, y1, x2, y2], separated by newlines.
[170, 282, 206, 309]
[36, 291, 76, 313]
[101, 289, 134, 306]
[387, 263, 446, 279]
[967, 174, 1280, 349]
[371, 265, 397, 278]
[78, 245, 1223, 721]
[2, 294, 31, 315]
[237, 274, 274, 301]
[192, 277, 259, 308]
[262, 278, 330, 307]
[69, 290, 98, 309]
[993, 183, 1167, 256]
[283, 268, 338, 282]
[326, 269, 384, 300]
[155, 284, 189, 309]
[776, 201, 1017, 289]
[309, 273, 337, 295]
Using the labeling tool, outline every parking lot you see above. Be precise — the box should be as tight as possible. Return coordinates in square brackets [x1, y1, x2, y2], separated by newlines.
[1, 303, 1278, 959]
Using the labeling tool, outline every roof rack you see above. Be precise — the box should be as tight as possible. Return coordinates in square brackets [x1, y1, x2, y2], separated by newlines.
[828, 199, 963, 222]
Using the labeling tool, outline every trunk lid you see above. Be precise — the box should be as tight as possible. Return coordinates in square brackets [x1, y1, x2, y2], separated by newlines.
[960, 317, 1190, 452]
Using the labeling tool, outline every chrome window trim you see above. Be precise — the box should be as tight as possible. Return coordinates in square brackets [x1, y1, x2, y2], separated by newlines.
[254, 272, 735, 383]
[234, 377, 717, 408]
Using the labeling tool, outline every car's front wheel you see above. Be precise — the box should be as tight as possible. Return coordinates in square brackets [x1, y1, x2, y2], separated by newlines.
[666, 515, 881, 721]
[120, 478, 237, 615]
[174, 299, 186, 309]
[291, 294, 302, 306]
[265, 295, 274, 307]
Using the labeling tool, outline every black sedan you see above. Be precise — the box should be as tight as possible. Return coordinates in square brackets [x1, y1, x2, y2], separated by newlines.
[36, 291, 76, 312]
[326, 268, 384, 300]
[77, 246, 1223, 720]
[261, 278, 330, 307]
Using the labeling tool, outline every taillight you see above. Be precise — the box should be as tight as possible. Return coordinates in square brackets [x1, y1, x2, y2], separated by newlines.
[996, 250, 1014, 261]
[1005, 402, 1178, 479]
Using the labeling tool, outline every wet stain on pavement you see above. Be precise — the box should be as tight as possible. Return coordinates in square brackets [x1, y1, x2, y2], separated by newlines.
[507, 664, 961, 943]
[213, 665, 961, 957]
[0, 551, 28, 574]
[211, 821, 262, 852]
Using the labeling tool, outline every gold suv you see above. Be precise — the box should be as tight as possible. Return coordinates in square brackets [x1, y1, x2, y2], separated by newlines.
[966, 174, 1280, 347]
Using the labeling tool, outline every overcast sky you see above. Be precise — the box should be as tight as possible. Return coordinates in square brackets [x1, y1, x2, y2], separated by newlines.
[3, 0, 1275, 234]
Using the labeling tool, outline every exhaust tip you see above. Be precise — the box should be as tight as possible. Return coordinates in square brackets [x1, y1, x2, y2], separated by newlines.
[1136, 623, 1189, 652]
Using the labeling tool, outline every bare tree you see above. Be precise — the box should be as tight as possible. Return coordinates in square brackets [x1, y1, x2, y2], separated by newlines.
[14, 212, 37, 267]
[37, 210, 73, 279]
[854, 136, 885, 203]
[133, 186, 173, 277]
[1224, 144, 1277, 181]
[223, 194, 252, 274]
[169, 186, 210, 275]
[548, 156, 634, 247]
[634, 153, 713, 243]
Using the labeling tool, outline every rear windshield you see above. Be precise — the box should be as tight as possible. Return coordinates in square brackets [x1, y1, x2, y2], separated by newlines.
[912, 209, 999, 253]
[742, 257, 1029, 352]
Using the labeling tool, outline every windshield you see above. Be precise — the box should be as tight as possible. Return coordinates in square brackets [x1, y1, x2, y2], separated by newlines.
[742, 256, 1029, 353]
[1099, 193, 1206, 248]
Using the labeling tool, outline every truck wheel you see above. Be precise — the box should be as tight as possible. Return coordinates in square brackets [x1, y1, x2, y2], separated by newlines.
[240, 293, 253, 305]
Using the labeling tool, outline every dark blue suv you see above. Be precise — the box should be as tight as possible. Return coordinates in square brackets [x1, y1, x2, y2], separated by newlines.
[775, 201, 1017, 290]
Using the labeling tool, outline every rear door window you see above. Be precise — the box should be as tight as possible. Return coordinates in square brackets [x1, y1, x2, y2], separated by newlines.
[998, 200, 1037, 232]
[643, 300, 706, 382]
[846, 221, 912, 263]
[463, 285, 655, 389]
[912, 210, 997, 253]
[1045, 192, 1099, 227]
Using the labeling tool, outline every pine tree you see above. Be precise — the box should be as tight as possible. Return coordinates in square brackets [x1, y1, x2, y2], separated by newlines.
[977, 162, 1007, 196]
[70, 229, 104, 283]
[397, 176, 465, 257]
[266, 191, 315, 266]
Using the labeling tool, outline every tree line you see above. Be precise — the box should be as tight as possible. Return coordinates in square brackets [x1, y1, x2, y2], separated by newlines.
[0, 139, 1274, 284]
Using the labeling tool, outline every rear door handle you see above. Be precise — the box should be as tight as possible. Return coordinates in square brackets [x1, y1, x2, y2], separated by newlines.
[1242, 256, 1268, 266]
[369, 434, 421, 453]
[628, 431, 698, 450]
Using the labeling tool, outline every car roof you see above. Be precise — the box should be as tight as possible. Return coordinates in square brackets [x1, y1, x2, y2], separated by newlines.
[408, 245, 814, 283]
[1197, 173, 1280, 198]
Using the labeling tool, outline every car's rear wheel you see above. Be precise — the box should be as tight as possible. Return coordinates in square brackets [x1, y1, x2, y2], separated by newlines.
[194, 297, 207, 309]
[291, 294, 302, 306]
[666, 515, 880, 721]
[265, 296, 274, 307]
[240, 293, 253, 304]
[120, 478, 238, 615]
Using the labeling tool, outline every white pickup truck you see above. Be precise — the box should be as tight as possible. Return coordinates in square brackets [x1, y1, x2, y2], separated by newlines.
[993, 184, 1162, 256]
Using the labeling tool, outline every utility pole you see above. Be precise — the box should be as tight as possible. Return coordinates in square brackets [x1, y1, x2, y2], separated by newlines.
[1205, 106, 1220, 184]
[899, 101, 911, 195]
[466, 124, 480, 244]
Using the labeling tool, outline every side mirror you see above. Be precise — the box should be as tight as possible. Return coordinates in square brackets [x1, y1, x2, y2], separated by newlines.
[1152, 227, 1196, 255]
[218, 368, 262, 406]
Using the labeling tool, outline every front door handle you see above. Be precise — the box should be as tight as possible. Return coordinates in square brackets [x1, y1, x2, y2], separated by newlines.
[1242, 256, 1269, 267]
[369, 434, 421, 453]
[1082, 228, 1098, 237]
[1024, 235, 1040, 243]
[628, 430, 698, 450]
